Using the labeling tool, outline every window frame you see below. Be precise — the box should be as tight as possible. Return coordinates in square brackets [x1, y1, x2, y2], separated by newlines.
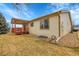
[40, 18, 49, 29]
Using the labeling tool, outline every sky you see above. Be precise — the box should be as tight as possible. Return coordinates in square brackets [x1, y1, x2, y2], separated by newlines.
[0, 3, 79, 26]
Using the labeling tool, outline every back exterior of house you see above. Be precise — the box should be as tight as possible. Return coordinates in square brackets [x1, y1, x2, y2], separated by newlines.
[28, 10, 72, 38]
[11, 10, 72, 39]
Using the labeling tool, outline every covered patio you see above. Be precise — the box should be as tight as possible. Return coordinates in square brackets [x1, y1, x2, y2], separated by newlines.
[11, 18, 29, 34]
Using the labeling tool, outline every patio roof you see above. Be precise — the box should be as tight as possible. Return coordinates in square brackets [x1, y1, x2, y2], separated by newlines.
[11, 18, 29, 24]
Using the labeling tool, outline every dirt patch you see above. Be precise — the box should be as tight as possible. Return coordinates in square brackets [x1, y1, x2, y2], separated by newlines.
[57, 32, 79, 48]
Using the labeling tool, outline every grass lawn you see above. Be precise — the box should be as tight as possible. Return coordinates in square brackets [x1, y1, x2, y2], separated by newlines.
[0, 33, 79, 56]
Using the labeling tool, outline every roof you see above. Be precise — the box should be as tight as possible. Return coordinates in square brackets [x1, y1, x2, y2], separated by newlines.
[30, 10, 70, 22]
[11, 18, 29, 24]
[11, 10, 70, 24]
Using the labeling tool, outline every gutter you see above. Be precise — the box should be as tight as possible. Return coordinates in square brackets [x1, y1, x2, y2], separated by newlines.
[55, 12, 61, 43]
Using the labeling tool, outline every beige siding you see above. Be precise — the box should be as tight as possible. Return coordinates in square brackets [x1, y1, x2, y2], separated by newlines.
[29, 16, 59, 38]
[28, 12, 72, 39]
[60, 13, 72, 36]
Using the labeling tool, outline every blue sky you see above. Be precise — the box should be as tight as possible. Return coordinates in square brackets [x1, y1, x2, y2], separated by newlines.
[0, 3, 79, 25]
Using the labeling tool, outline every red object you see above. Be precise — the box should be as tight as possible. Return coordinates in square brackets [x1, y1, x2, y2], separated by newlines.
[11, 28, 15, 33]
[11, 27, 29, 35]
[11, 28, 22, 34]
[15, 28, 22, 35]
[11, 24, 29, 35]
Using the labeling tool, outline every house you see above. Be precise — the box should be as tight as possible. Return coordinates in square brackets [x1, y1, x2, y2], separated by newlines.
[11, 10, 72, 38]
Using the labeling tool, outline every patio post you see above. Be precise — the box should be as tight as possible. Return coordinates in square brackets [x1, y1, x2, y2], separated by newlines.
[12, 23, 13, 32]
[22, 24, 25, 33]
[14, 23, 16, 32]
